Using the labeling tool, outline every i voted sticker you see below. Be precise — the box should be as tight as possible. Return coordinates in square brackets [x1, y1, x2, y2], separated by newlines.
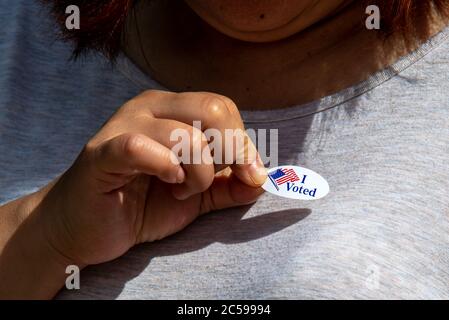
[262, 165, 329, 200]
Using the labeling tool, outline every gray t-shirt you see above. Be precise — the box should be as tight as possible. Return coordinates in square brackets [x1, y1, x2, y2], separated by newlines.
[1, 1, 449, 299]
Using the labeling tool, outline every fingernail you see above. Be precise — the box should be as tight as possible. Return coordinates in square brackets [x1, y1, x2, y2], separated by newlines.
[176, 168, 186, 184]
[249, 160, 267, 186]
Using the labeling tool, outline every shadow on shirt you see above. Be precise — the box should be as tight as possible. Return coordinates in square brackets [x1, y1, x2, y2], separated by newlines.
[58, 206, 311, 299]
[56, 106, 323, 299]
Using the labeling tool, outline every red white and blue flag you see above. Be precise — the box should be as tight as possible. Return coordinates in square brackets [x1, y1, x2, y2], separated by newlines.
[268, 168, 300, 190]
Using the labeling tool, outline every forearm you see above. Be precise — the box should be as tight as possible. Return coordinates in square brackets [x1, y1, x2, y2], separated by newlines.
[0, 187, 71, 299]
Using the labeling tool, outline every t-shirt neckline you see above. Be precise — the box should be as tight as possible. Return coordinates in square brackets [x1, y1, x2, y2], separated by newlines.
[115, 27, 449, 123]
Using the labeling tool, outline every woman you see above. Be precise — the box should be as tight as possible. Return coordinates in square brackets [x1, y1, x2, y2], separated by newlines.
[0, 0, 449, 299]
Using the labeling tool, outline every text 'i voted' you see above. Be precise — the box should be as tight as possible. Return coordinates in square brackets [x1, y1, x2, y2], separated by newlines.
[262, 165, 329, 200]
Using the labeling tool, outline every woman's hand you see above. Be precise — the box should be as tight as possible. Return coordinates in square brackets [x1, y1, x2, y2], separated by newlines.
[46, 89, 267, 265]
[0, 90, 267, 298]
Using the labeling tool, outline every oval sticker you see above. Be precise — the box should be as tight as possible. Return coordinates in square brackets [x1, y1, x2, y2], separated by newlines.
[262, 165, 329, 200]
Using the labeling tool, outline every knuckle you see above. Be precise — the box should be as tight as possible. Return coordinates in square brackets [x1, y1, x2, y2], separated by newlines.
[138, 89, 174, 104]
[84, 139, 98, 155]
[82, 139, 100, 165]
[139, 89, 165, 100]
[132, 112, 155, 124]
[124, 89, 166, 112]
[120, 98, 139, 114]
[202, 96, 230, 123]
[121, 101, 154, 119]
[122, 133, 148, 158]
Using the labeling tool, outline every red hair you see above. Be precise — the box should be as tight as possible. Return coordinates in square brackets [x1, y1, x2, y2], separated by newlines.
[43, 0, 449, 59]
[43, 0, 134, 59]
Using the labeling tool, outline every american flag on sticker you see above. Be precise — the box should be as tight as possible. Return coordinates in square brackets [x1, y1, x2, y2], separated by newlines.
[268, 168, 300, 190]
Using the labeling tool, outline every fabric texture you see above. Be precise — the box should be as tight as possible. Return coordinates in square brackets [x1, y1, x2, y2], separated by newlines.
[1, 1, 449, 299]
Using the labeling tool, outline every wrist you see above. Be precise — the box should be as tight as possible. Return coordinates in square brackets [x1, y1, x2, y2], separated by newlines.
[0, 184, 81, 299]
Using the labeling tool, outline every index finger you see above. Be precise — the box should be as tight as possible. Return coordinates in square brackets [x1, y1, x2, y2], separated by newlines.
[136, 90, 268, 186]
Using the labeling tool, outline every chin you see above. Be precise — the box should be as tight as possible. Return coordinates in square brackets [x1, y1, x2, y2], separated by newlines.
[202, 16, 314, 43]
[185, 0, 346, 42]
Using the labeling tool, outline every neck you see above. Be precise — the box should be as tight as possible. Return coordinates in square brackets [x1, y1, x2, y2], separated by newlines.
[124, 1, 447, 110]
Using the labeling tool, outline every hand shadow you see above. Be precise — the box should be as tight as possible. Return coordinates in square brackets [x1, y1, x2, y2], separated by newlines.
[58, 206, 311, 300]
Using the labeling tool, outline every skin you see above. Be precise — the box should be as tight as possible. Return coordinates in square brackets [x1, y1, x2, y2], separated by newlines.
[184, 0, 351, 42]
[0, 90, 267, 299]
[125, 0, 448, 109]
[0, 0, 448, 299]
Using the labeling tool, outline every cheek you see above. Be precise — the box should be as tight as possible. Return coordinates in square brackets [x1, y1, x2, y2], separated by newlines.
[186, 0, 313, 32]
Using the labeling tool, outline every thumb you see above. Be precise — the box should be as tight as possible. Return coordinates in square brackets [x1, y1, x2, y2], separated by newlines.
[230, 135, 268, 188]
[200, 170, 265, 215]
